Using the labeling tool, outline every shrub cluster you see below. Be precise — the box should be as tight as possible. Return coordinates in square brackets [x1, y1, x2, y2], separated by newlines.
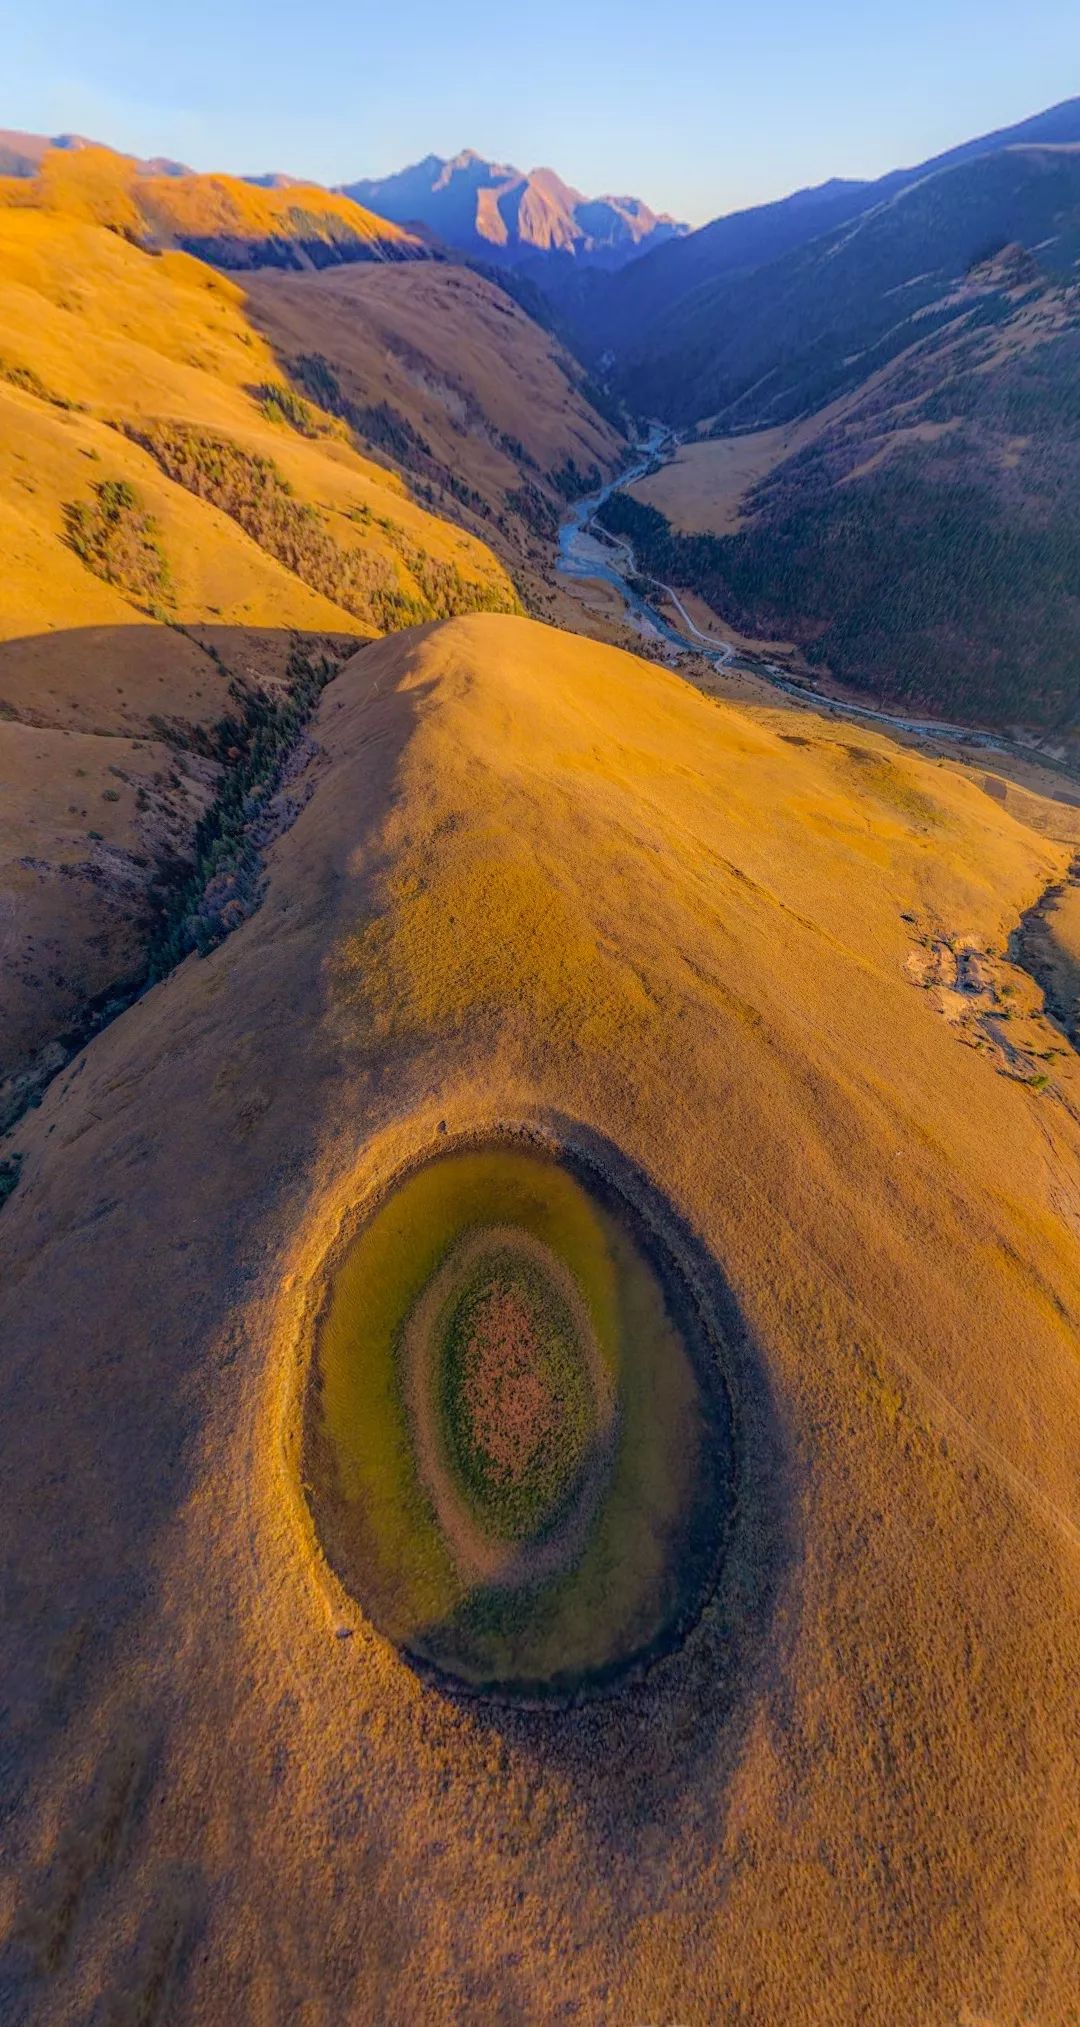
[548, 456, 603, 501]
[63, 477, 174, 612]
[146, 648, 333, 973]
[505, 482, 559, 540]
[125, 420, 516, 629]
[0, 353, 83, 410]
[253, 381, 323, 436]
[290, 353, 433, 467]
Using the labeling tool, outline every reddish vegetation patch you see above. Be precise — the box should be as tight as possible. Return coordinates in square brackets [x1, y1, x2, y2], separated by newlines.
[461, 1282, 562, 1485]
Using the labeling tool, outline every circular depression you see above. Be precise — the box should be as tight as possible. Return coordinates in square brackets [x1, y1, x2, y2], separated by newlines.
[302, 1136, 736, 1699]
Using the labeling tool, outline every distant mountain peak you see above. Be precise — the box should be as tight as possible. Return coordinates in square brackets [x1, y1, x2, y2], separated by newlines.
[0, 127, 194, 180]
[338, 150, 687, 269]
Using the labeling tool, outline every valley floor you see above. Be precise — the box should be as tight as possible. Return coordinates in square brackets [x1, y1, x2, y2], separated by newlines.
[556, 433, 1080, 786]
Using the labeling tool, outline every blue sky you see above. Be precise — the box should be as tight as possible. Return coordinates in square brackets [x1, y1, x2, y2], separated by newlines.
[7, 0, 1079, 224]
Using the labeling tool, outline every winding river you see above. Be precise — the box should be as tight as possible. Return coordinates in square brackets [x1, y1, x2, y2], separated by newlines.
[557, 431, 1031, 760]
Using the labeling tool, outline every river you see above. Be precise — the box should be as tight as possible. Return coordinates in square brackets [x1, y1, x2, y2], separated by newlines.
[556, 432, 1030, 760]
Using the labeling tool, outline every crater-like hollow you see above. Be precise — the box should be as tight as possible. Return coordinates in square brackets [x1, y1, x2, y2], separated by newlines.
[302, 1133, 738, 1701]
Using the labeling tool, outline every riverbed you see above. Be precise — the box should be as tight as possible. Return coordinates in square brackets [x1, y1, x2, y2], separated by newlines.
[556, 433, 1033, 761]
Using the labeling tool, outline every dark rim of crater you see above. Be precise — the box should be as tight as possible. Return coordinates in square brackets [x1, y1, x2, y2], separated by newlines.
[301, 1117, 743, 1709]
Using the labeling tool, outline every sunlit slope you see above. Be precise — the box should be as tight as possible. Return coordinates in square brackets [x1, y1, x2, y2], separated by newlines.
[2, 615, 1077, 2022]
[1, 137, 429, 267]
[0, 197, 516, 1116]
[246, 259, 624, 593]
[0, 203, 514, 679]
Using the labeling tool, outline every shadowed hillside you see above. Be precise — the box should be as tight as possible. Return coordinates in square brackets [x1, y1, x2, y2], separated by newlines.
[563, 96, 1080, 368]
[604, 247, 1080, 736]
[613, 144, 1080, 428]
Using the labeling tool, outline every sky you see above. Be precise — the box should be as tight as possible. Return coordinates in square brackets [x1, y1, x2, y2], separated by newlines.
[6, 0, 1079, 225]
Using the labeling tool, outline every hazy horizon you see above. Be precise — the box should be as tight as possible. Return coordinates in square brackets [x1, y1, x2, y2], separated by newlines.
[7, 0, 1079, 226]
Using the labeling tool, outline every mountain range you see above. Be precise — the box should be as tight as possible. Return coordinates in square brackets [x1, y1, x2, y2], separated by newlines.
[0, 130, 685, 274]
[339, 149, 688, 268]
[562, 92, 1080, 351]
[608, 128, 1080, 425]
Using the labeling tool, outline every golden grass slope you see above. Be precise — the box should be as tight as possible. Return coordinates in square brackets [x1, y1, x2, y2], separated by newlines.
[1, 138, 428, 267]
[629, 413, 831, 533]
[0, 190, 516, 1117]
[245, 259, 624, 598]
[0, 719, 215, 1105]
[0, 201, 511, 673]
[1, 614, 1077, 2022]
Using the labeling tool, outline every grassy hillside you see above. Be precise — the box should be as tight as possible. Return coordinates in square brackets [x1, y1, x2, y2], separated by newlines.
[245, 259, 625, 606]
[1, 614, 1078, 2020]
[558, 98, 1080, 366]
[614, 145, 1080, 429]
[603, 253, 1080, 734]
[0, 181, 518, 1127]
[0, 135, 430, 268]
[565, 126, 1080, 737]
